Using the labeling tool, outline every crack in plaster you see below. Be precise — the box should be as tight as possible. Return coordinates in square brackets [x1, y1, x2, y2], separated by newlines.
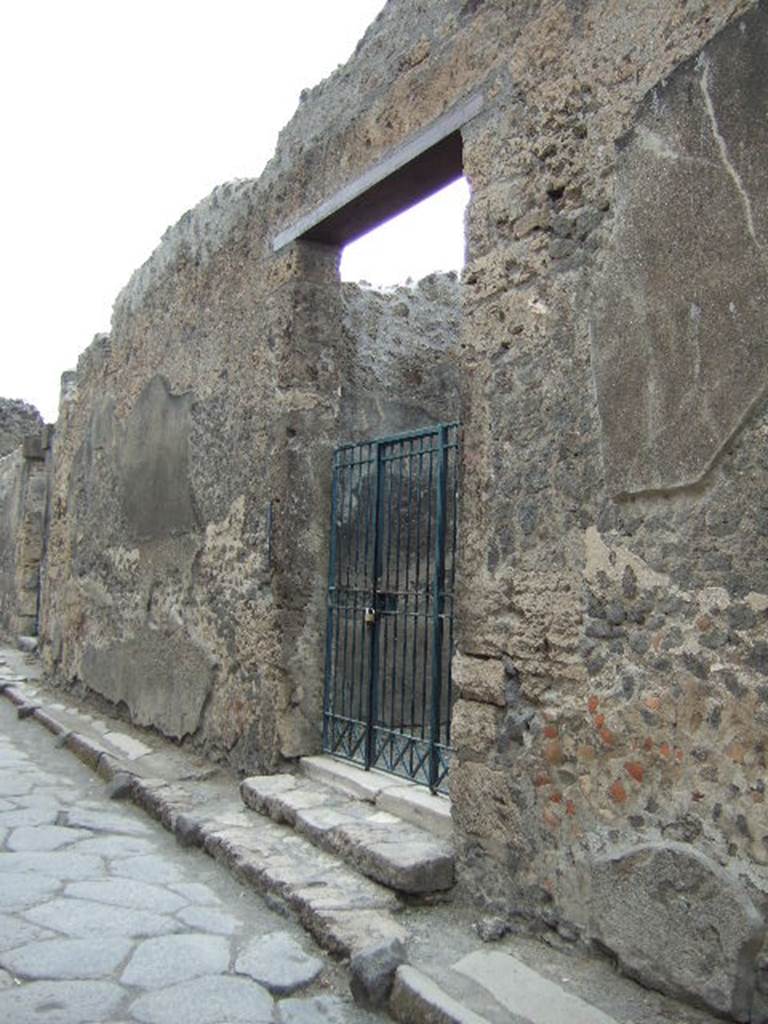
[698, 55, 768, 272]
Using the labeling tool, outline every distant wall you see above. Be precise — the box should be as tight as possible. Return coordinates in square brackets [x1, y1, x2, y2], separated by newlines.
[0, 424, 50, 638]
[0, 399, 43, 458]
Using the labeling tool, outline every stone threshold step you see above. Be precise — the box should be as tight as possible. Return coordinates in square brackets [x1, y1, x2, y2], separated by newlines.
[300, 754, 452, 839]
[240, 770, 455, 897]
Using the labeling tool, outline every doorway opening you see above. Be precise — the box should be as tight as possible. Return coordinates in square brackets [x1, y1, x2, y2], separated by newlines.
[323, 423, 459, 793]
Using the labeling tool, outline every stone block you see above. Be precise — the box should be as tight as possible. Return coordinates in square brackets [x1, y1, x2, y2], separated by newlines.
[350, 936, 407, 1009]
[452, 653, 506, 706]
[587, 842, 765, 1021]
[450, 701, 499, 761]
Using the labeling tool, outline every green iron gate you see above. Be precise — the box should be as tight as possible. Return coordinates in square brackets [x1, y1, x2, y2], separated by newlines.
[323, 423, 459, 793]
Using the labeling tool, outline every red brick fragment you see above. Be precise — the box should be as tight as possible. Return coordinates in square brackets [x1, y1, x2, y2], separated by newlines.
[625, 761, 644, 783]
[609, 779, 627, 803]
[588, 695, 599, 714]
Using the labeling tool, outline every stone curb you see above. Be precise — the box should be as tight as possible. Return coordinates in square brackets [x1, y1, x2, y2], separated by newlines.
[390, 966, 491, 1024]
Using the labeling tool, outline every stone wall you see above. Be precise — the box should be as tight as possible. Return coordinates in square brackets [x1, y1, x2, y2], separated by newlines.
[33, 1, 768, 1018]
[39, 272, 459, 771]
[0, 404, 50, 639]
[0, 399, 43, 459]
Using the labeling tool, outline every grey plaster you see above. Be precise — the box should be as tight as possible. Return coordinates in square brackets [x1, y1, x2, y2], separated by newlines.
[591, 3, 768, 493]
[81, 632, 213, 741]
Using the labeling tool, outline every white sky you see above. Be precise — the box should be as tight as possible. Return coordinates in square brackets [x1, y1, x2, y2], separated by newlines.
[1, 1, 468, 423]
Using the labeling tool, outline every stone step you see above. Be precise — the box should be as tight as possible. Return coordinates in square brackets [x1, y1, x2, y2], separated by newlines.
[300, 754, 452, 840]
[240, 772, 455, 897]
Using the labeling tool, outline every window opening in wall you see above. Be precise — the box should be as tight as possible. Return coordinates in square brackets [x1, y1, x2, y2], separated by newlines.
[339, 177, 469, 287]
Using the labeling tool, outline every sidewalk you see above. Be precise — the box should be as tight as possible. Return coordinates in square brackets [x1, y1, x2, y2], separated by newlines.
[0, 644, 720, 1024]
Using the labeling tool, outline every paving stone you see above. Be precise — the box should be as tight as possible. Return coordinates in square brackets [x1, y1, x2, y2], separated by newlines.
[64, 878, 186, 913]
[74, 834, 157, 857]
[0, 777, 33, 797]
[121, 933, 230, 990]
[6, 824, 92, 852]
[60, 807, 153, 836]
[0, 912, 57, 953]
[130, 974, 274, 1023]
[0, 872, 61, 910]
[278, 994, 377, 1023]
[110, 854, 187, 885]
[25, 897, 179, 938]
[0, 804, 61, 827]
[0, 936, 132, 980]
[235, 930, 322, 994]
[177, 905, 240, 935]
[0, 978, 125, 1024]
[0, 852, 106, 881]
[169, 882, 220, 905]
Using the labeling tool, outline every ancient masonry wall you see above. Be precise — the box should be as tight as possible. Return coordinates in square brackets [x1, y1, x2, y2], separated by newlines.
[0, 400, 50, 639]
[27, 1, 768, 1019]
[38, 272, 459, 772]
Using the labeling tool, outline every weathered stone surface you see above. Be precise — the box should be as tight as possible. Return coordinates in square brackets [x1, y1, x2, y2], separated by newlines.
[0, 912, 56, 953]
[0, 399, 43, 459]
[0, 851, 105, 881]
[278, 994, 376, 1024]
[122, 933, 230, 990]
[25, 897, 178, 939]
[591, 4, 768, 493]
[243, 773, 454, 895]
[452, 653, 507, 707]
[389, 965, 489, 1024]
[349, 937, 407, 1009]
[0, 979, 125, 1024]
[304, 908, 408, 961]
[234, 930, 322, 995]
[332, 820, 454, 895]
[81, 632, 213, 741]
[588, 842, 765, 1020]
[177, 905, 239, 936]
[130, 974, 273, 1024]
[0, 873, 60, 911]
[0, 936, 132, 980]
[453, 950, 619, 1024]
[7, 824, 91, 852]
[64, 878, 186, 914]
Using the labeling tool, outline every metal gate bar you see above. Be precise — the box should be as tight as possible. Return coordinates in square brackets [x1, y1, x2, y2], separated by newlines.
[323, 423, 459, 793]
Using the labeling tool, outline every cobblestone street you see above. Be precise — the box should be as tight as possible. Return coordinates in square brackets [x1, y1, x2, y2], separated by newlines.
[0, 695, 383, 1023]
